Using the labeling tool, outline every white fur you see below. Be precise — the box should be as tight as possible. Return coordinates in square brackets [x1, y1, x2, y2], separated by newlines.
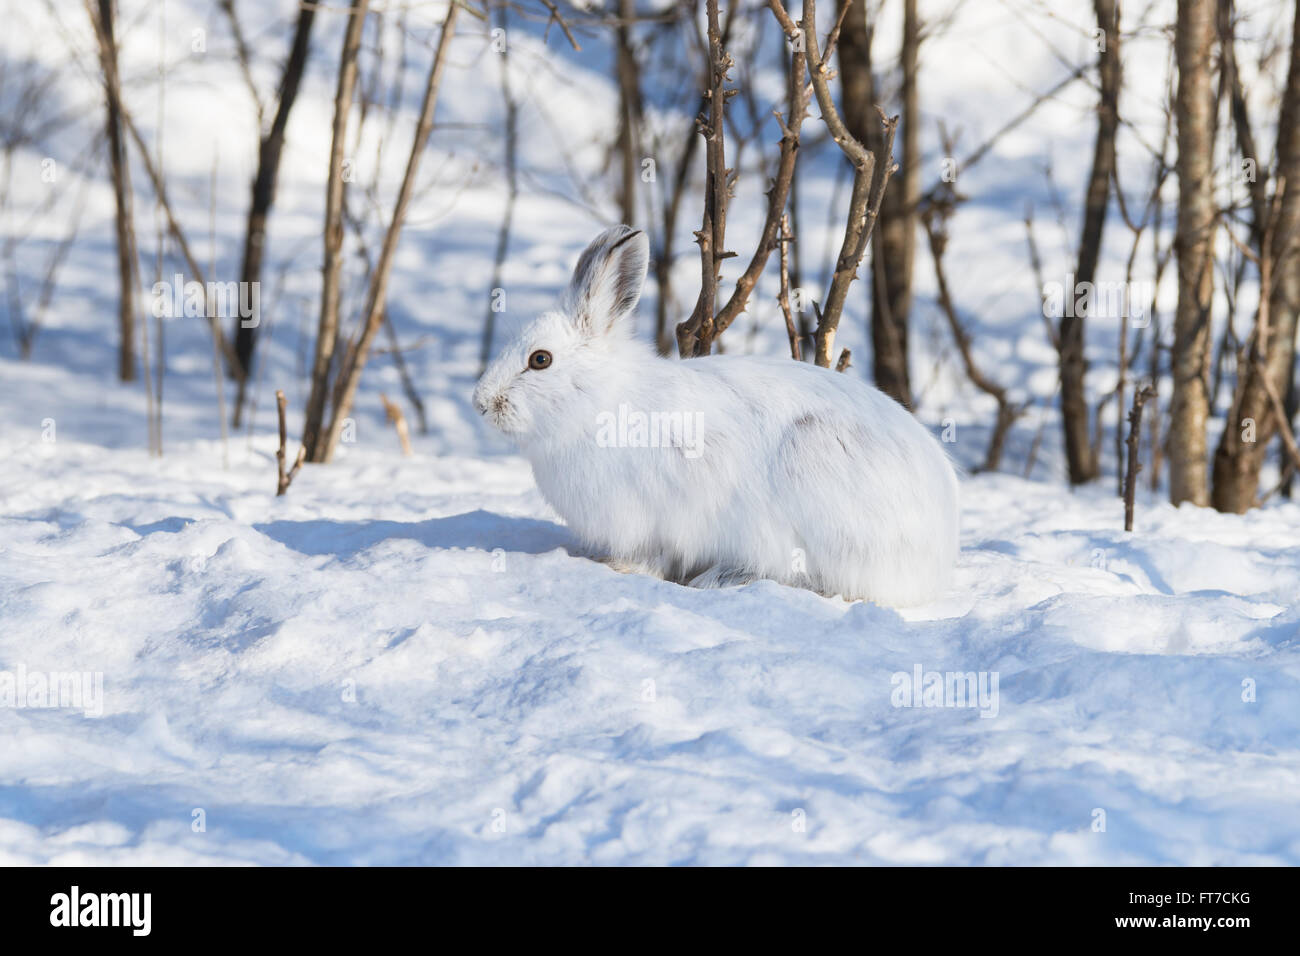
[473, 226, 960, 607]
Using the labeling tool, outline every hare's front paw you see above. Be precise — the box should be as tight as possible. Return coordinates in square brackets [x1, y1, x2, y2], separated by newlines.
[598, 555, 666, 580]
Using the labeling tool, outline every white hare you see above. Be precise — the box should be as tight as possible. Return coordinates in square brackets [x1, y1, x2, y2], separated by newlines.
[473, 225, 960, 606]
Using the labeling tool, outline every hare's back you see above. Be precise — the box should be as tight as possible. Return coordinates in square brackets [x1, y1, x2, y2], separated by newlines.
[700, 355, 957, 520]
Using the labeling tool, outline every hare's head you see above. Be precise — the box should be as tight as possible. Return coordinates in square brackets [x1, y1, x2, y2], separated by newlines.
[472, 225, 650, 440]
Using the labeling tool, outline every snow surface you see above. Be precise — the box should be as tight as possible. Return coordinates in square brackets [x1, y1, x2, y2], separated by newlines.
[1, 0, 1299, 864]
[3, 432, 1299, 865]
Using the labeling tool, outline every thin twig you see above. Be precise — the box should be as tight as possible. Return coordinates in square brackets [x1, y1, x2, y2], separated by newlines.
[675, 0, 735, 358]
[380, 392, 413, 456]
[924, 193, 1025, 472]
[537, 0, 582, 50]
[1123, 384, 1156, 531]
[318, 1, 461, 462]
[776, 214, 801, 360]
[788, 0, 898, 367]
[276, 389, 305, 496]
[708, 3, 810, 344]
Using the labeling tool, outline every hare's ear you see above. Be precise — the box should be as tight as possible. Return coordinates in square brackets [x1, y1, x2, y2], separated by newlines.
[562, 225, 649, 337]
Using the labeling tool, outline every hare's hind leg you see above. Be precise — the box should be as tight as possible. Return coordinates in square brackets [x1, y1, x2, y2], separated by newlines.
[686, 564, 759, 590]
[769, 414, 902, 602]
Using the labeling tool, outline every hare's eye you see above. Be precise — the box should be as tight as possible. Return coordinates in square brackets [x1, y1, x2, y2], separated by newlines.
[528, 349, 553, 371]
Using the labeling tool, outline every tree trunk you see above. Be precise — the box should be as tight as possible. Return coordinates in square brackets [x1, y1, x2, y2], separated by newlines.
[795, 0, 896, 368]
[1211, 0, 1300, 512]
[231, 3, 316, 424]
[1059, 0, 1121, 484]
[301, 0, 369, 463]
[480, 1, 518, 372]
[839, 0, 916, 407]
[95, 0, 137, 383]
[1169, 0, 1218, 506]
[674, 0, 730, 358]
[315, 2, 460, 463]
[1285, 362, 1299, 497]
[614, 0, 643, 228]
[874, 0, 917, 407]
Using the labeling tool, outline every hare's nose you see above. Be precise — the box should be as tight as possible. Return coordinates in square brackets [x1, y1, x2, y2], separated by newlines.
[471, 389, 489, 415]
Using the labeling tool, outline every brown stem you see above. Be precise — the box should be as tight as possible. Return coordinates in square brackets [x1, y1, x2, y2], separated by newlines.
[276, 389, 305, 496]
[380, 393, 413, 457]
[777, 215, 801, 360]
[710, 5, 810, 343]
[1123, 384, 1157, 531]
[675, 0, 734, 358]
[924, 199, 1025, 472]
[1059, 0, 1121, 486]
[317, 2, 460, 463]
[232, 2, 318, 424]
[301, 0, 371, 462]
[796, 0, 898, 367]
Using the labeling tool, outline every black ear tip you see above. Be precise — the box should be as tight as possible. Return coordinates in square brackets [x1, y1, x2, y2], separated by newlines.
[608, 227, 644, 252]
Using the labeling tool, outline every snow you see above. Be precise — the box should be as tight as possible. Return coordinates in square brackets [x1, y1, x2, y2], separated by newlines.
[1, 0, 1298, 865]
[3, 430, 1298, 865]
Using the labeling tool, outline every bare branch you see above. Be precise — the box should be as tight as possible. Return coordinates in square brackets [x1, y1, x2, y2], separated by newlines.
[217, 0, 267, 127]
[317, 1, 461, 462]
[1123, 384, 1157, 531]
[791, 0, 898, 367]
[708, 0, 811, 342]
[923, 193, 1025, 472]
[776, 215, 801, 360]
[537, 0, 582, 51]
[301, 0, 371, 462]
[380, 393, 413, 456]
[276, 389, 305, 496]
[675, 0, 735, 358]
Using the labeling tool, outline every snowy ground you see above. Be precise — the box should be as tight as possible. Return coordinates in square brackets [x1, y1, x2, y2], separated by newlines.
[2, 424, 1299, 865]
[2, 0, 1299, 864]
